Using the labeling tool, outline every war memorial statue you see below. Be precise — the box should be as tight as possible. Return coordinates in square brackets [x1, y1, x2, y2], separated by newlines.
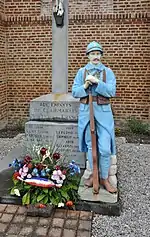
[72, 41, 117, 194]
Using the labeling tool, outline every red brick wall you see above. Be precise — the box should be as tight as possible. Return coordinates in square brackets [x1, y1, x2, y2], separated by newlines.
[68, 0, 113, 14]
[6, 21, 52, 121]
[5, 0, 41, 16]
[113, 0, 150, 13]
[0, 1, 7, 127]
[0, 0, 4, 14]
[0, 0, 149, 124]
[5, 1, 150, 17]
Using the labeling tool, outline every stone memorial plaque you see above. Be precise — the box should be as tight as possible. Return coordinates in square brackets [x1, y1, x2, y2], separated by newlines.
[25, 121, 86, 168]
[29, 94, 79, 122]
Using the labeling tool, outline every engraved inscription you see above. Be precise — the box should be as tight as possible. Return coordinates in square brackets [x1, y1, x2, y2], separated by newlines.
[30, 101, 79, 121]
[25, 122, 85, 168]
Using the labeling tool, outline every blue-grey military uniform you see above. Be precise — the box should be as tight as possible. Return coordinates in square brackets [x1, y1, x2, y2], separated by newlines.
[72, 61, 116, 179]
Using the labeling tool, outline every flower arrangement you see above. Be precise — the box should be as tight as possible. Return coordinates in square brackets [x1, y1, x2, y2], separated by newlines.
[9, 144, 81, 208]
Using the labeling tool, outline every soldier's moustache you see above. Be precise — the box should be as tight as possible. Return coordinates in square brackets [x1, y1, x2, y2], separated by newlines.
[88, 54, 101, 62]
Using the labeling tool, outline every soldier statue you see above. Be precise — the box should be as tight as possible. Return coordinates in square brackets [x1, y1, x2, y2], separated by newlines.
[72, 41, 117, 193]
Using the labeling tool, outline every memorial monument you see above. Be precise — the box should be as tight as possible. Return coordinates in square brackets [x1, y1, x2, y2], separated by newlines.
[25, 0, 119, 212]
[0, 0, 121, 215]
[25, 0, 86, 169]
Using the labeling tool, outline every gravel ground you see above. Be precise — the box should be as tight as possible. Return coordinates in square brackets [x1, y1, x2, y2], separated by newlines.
[0, 133, 25, 161]
[92, 142, 150, 237]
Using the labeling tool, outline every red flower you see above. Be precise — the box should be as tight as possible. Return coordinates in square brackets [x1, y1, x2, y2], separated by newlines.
[36, 203, 46, 208]
[55, 165, 61, 170]
[13, 172, 20, 180]
[36, 163, 44, 170]
[53, 153, 60, 160]
[24, 155, 32, 164]
[40, 147, 47, 156]
[66, 201, 73, 207]
[62, 170, 67, 175]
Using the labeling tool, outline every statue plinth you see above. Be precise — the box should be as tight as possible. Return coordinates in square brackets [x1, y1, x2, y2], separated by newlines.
[25, 93, 86, 168]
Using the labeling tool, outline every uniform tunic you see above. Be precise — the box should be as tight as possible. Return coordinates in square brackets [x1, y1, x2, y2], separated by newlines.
[72, 62, 116, 179]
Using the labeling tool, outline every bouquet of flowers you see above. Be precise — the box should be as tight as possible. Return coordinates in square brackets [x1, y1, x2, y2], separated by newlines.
[9, 144, 81, 208]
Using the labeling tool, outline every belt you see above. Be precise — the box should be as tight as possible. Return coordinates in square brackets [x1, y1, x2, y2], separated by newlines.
[80, 95, 110, 105]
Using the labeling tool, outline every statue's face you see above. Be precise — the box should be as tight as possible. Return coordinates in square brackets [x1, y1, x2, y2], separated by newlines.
[88, 51, 101, 65]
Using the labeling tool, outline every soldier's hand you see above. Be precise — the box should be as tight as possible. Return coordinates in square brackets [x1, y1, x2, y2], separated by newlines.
[86, 75, 99, 84]
[83, 80, 92, 89]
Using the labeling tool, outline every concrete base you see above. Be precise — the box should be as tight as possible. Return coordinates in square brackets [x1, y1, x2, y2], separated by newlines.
[0, 168, 22, 205]
[78, 176, 118, 204]
[75, 199, 121, 216]
[76, 171, 121, 216]
[26, 199, 121, 217]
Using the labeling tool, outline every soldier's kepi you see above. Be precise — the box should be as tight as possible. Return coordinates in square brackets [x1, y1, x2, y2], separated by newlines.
[72, 41, 118, 194]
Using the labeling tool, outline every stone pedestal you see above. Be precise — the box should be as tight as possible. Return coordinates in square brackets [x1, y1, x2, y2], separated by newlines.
[29, 93, 79, 122]
[25, 93, 86, 168]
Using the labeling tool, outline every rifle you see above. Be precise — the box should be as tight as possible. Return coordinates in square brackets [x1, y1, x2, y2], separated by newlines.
[86, 70, 99, 194]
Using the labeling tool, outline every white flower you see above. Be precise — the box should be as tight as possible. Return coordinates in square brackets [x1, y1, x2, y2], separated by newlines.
[21, 172, 27, 179]
[23, 165, 28, 173]
[58, 202, 64, 207]
[57, 179, 63, 184]
[14, 189, 20, 196]
[51, 174, 60, 180]
[53, 170, 58, 176]
[46, 151, 50, 157]
[42, 154, 47, 161]
[56, 183, 62, 188]
[37, 150, 41, 155]
[27, 174, 32, 178]
[57, 170, 62, 176]
[61, 174, 66, 180]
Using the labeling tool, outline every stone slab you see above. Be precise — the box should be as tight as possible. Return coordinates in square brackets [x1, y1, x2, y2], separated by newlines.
[0, 146, 26, 204]
[75, 199, 121, 216]
[0, 168, 21, 205]
[78, 176, 118, 204]
[25, 121, 86, 168]
[29, 93, 80, 122]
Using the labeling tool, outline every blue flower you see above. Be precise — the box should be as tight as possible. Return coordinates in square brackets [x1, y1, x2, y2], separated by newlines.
[69, 161, 80, 175]
[9, 159, 22, 170]
[41, 169, 46, 177]
[45, 168, 50, 173]
[32, 168, 39, 176]
[33, 168, 38, 173]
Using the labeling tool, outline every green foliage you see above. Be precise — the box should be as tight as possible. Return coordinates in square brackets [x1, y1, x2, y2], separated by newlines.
[15, 118, 26, 131]
[10, 168, 81, 207]
[10, 173, 81, 206]
[115, 127, 121, 136]
[22, 192, 30, 205]
[126, 117, 150, 135]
